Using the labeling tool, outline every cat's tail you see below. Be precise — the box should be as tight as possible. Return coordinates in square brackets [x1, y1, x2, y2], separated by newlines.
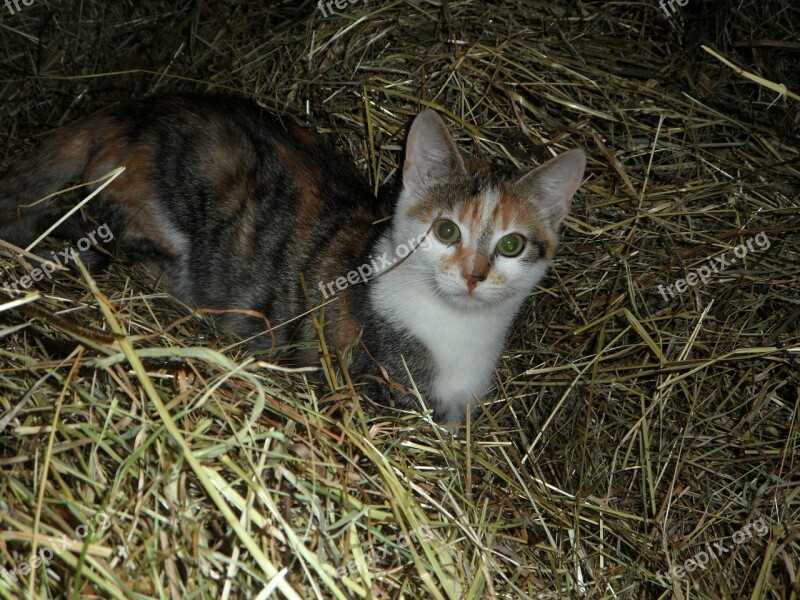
[0, 120, 98, 247]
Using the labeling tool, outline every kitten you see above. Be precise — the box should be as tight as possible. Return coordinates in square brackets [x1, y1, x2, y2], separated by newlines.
[0, 94, 586, 424]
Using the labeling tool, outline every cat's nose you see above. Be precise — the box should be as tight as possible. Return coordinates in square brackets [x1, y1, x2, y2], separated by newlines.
[463, 272, 487, 284]
[462, 271, 487, 293]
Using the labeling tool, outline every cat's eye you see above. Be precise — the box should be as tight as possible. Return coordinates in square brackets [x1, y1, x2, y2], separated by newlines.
[496, 233, 525, 257]
[434, 219, 461, 245]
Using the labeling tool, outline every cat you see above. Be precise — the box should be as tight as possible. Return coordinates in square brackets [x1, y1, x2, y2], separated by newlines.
[0, 93, 586, 424]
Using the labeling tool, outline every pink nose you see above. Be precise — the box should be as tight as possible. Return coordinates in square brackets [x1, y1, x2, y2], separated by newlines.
[462, 271, 487, 293]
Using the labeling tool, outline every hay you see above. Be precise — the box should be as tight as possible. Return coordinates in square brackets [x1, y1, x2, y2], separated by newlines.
[1, 0, 798, 597]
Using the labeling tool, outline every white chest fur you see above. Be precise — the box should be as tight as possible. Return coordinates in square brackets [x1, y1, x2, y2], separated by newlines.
[372, 266, 523, 424]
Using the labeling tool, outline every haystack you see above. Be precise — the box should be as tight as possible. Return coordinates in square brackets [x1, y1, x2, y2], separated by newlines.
[1, 1, 797, 597]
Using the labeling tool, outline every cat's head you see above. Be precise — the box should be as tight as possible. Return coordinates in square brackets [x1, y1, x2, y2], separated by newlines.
[391, 109, 586, 309]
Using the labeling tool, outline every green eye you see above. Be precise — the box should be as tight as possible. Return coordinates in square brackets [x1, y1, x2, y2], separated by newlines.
[496, 233, 525, 257]
[434, 219, 461, 244]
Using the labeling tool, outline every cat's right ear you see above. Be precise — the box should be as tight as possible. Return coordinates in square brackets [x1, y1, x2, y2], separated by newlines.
[402, 110, 466, 200]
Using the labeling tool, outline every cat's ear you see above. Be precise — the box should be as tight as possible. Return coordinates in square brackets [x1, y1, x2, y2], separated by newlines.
[514, 149, 586, 229]
[402, 110, 466, 199]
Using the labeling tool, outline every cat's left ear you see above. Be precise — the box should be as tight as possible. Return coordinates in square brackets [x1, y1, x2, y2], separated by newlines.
[514, 149, 586, 229]
[402, 110, 466, 200]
